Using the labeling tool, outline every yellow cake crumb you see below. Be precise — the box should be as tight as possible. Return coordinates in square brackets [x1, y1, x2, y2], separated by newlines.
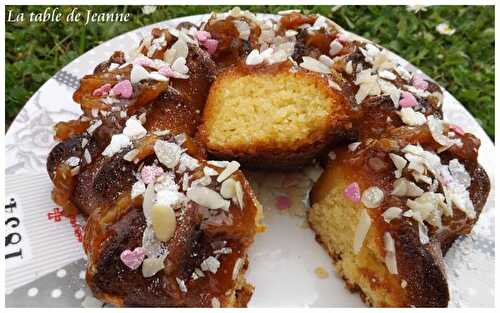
[314, 266, 329, 279]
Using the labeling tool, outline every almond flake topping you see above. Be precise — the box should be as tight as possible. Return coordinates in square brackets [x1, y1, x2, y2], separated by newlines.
[354, 69, 380, 104]
[130, 64, 150, 84]
[83, 149, 92, 164]
[384, 232, 398, 274]
[378, 70, 396, 80]
[172, 57, 189, 75]
[150, 202, 177, 242]
[234, 20, 251, 40]
[234, 181, 244, 209]
[217, 160, 240, 182]
[427, 116, 463, 148]
[220, 178, 236, 199]
[200, 256, 221, 274]
[66, 156, 80, 167]
[154, 140, 182, 169]
[101, 134, 131, 157]
[163, 37, 189, 64]
[131, 181, 146, 199]
[211, 297, 221, 308]
[382, 207, 403, 223]
[353, 209, 372, 254]
[299, 56, 331, 74]
[142, 255, 167, 278]
[399, 107, 427, 126]
[187, 186, 229, 210]
[232, 257, 244, 280]
[389, 153, 407, 178]
[123, 116, 147, 140]
[123, 149, 139, 162]
[329, 40, 343, 56]
[176, 277, 188, 293]
[246, 49, 264, 65]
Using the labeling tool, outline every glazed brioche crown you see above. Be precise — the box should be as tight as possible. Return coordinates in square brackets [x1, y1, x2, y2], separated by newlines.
[45, 7, 489, 308]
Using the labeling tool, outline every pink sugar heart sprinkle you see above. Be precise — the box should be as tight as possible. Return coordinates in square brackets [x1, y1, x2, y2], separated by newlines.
[336, 34, 349, 43]
[92, 83, 112, 97]
[449, 123, 465, 136]
[112, 80, 133, 99]
[158, 66, 176, 78]
[141, 165, 164, 184]
[399, 91, 418, 108]
[196, 30, 212, 42]
[120, 247, 145, 270]
[202, 39, 218, 55]
[133, 57, 154, 68]
[276, 195, 291, 210]
[343, 182, 361, 203]
[412, 74, 429, 91]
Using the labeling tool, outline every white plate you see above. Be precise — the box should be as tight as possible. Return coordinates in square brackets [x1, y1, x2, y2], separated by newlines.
[4, 13, 495, 308]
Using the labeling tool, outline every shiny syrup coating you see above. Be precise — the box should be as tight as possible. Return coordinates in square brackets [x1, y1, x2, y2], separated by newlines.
[47, 12, 489, 307]
[84, 161, 261, 307]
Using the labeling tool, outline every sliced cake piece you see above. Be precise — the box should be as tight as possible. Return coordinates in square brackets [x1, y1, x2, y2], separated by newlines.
[197, 62, 351, 169]
[83, 131, 264, 307]
[308, 123, 489, 307]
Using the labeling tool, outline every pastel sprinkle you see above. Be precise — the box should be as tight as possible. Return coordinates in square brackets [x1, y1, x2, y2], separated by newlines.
[449, 123, 465, 136]
[344, 182, 361, 203]
[276, 195, 291, 210]
[92, 83, 112, 97]
[336, 34, 349, 43]
[399, 91, 418, 108]
[202, 39, 219, 55]
[196, 30, 212, 42]
[120, 247, 145, 270]
[112, 80, 133, 99]
[141, 165, 164, 184]
[412, 74, 429, 91]
[133, 56, 154, 68]
[158, 66, 176, 78]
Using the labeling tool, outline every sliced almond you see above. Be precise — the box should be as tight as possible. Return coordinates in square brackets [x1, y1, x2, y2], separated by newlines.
[203, 166, 219, 176]
[384, 232, 398, 274]
[389, 153, 407, 178]
[151, 203, 177, 242]
[187, 186, 227, 210]
[220, 178, 236, 199]
[142, 256, 166, 278]
[154, 140, 181, 169]
[217, 161, 240, 183]
[234, 181, 244, 209]
[130, 64, 150, 84]
[232, 257, 244, 280]
[142, 183, 156, 220]
[406, 181, 424, 197]
[382, 207, 402, 223]
[391, 178, 408, 197]
[353, 209, 371, 254]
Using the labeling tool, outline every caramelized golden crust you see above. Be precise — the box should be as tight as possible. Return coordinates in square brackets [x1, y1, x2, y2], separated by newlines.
[197, 62, 351, 169]
[202, 15, 260, 69]
[144, 86, 199, 136]
[309, 126, 489, 307]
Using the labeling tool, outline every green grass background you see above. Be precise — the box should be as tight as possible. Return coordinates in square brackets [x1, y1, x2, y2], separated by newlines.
[5, 5, 494, 139]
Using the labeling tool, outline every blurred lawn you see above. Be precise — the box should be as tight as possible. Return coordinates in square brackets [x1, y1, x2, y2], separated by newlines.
[5, 5, 494, 139]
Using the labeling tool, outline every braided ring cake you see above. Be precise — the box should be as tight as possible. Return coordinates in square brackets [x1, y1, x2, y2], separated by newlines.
[46, 8, 490, 307]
